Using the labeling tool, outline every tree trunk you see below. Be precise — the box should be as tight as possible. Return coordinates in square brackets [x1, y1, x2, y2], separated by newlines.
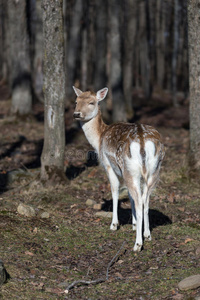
[123, 0, 136, 120]
[94, 0, 108, 118]
[86, 1, 95, 89]
[0, 0, 9, 84]
[187, 0, 200, 175]
[41, 0, 66, 182]
[155, 0, 165, 90]
[172, 0, 179, 107]
[7, 0, 32, 115]
[0, 0, 3, 80]
[139, 0, 151, 99]
[109, 1, 126, 122]
[147, 0, 156, 93]
[32, 0, 44, 102]
[81, 26, 88, 91]
[66, 0, 82, 99]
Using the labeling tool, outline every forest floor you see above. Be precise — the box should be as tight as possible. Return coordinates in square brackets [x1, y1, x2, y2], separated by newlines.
[0, 87, 200, 299]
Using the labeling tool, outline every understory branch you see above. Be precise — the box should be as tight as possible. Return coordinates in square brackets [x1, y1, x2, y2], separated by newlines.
[64, 240, 126, 293]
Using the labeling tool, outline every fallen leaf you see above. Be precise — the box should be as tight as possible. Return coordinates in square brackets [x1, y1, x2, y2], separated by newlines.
[117, 259, 124, 265]
[33, 227, 38, 233]
[178, 207, 185, 212]
[25, 251, 34, 256]
[70, 204, 77, 209]
[185, 238, 193, 244]
[168, 192, 175, 203]
[94, 218, 101, 222]
[88, 169, 97, 178]
[115, 272, 123, 279]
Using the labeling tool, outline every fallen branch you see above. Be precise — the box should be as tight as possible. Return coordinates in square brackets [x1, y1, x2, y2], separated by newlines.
[64, 240, 126, 293]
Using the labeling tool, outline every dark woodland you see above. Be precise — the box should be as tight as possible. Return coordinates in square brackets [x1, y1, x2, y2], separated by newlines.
[0, 0, 200, 299]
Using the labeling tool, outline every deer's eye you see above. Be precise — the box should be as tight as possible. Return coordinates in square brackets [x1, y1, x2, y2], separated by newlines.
[89, 102, 94, 106]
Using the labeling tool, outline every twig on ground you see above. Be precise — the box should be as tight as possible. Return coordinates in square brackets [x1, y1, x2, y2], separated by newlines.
[64, 278, 105, 293]
[64, 240, 126, 293]
[106, 240, 126, 280]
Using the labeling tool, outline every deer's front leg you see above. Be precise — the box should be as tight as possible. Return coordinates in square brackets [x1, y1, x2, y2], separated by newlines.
[104, 164, 119, 231]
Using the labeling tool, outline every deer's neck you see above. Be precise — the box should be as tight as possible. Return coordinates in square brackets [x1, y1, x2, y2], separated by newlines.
[81, 108, 107, 154]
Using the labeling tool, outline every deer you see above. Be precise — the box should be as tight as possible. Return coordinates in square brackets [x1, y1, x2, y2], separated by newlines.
[73, 86, 165, 251]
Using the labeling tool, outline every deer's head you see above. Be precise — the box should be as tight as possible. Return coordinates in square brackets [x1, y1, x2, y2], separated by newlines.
[73, 86, 108, 121]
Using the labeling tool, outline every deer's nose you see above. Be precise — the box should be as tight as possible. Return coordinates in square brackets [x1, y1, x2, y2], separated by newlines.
[73, 112, 81, 119]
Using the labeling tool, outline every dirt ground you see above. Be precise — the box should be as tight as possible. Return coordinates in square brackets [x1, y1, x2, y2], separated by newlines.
[0, 88, 200, 299]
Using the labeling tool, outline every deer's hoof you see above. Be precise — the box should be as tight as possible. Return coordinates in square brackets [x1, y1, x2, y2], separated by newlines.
[144, 234, 152, 241]
[110, 223, 118, 231]
[133, 243, 142, 252]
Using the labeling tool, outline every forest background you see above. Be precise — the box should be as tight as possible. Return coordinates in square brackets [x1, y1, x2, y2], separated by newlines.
[0, 0, 200, 299]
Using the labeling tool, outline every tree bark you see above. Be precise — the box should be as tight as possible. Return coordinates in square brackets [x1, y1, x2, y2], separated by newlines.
[0, 0, 3, 80]
[139, 0, 151, 99]
[7, 0, 32, 115]
[155, 0, 165, 90]
[81, 25, 88, 92]
[41, 0, 66, 182]
[109, 1, 126, 122]
[187, 0, 200, 175]
[172, 0, 179, 107]
[32, 0, 44, 102]
[86, 1, 95, 88]
[94, 0, 108, 118]
[66, 0, 82, 99]
[123, 0, 136, 120]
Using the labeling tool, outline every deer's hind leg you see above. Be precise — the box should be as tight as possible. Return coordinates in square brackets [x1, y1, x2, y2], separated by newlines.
[124, 172, 143, 252]
[128, 192, 137, 231]
[143, 158, 162, 241]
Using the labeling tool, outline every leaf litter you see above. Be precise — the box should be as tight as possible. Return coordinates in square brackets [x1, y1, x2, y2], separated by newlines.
[0, 98, 199, 299]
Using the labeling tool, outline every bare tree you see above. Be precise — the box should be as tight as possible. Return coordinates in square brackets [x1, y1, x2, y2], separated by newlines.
[32, 0, 44, 102]
[81, 23, 88, 91]
[0, 0, 3, 80]
[109, 1, 126, 122]
[123, 0, 136, 119]
[155, 0, 165, 90]
[94, 0, 108, 118]
[172, 0, 179, 107]
[41, 0, 66, 182]
[66, 0, 83, 99]
[187, 0, 200, 175]
[7, 0, 32, 115]
[139, 0, 151, 99]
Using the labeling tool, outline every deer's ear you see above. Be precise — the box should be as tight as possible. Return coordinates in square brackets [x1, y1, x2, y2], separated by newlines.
[96, 88, 108, 101]
[72, 86, 83, 97]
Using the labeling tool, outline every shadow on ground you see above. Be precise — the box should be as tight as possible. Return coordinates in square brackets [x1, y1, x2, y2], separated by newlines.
[102, 198, 172, 230]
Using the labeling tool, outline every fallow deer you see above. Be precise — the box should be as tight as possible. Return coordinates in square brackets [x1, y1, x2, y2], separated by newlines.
[73, 86, 165, 251]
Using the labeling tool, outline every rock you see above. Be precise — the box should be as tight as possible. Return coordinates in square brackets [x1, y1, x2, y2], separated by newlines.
[0, 260, 6, 286]
[0, 260, 10, 286]
[178, 274, 200, 291]
[86, 199, 97, 207]
[17, 203, 36, 217]
[93, 203, 103, 210]
[95, 211, 113, 218]
[40, 211, 50, 219]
